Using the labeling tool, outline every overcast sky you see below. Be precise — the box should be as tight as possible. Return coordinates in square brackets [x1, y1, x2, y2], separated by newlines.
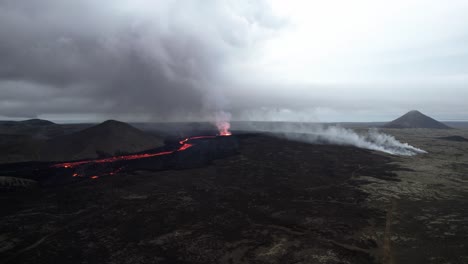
[1, 0, 467, 122]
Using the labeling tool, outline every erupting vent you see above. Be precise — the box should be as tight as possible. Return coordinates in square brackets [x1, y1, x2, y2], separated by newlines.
[217, 123, 232, 136]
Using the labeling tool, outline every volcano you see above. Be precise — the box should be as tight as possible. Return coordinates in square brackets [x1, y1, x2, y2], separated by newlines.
[383, 110, 451, 129]
[42, 120, 164, 161]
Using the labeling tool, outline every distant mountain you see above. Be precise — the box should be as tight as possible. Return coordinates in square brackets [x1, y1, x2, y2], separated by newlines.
[0, 119, 63, 139]
[19, 119, 56, 126]
[42, 120, 164, 161]
[383, 110, 451, 129]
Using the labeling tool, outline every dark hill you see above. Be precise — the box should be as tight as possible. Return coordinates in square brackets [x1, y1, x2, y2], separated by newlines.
[19, 119, 56, 126]
[0, 119, 63, 139]
[383, 110, 451, 129]
[42, 120, 164, 161]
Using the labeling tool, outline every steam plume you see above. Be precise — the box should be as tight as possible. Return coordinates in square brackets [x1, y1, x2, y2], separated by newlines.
[214, 111, 232, 136]
[244, 122, 426, 156]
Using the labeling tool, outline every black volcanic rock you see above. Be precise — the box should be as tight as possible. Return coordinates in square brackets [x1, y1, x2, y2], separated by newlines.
[383, 110, 451, 129]
[42, 120, 164, 161]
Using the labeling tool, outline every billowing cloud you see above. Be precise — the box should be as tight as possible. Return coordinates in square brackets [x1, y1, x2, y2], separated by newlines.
[0, 0, 467, 122]
[0, 0, 282, 121]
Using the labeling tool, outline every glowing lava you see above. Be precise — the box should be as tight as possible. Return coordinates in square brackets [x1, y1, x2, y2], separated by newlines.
[216, 121, 231, 136]
[178, 143, 193, 151]
[50, 134, 233, 180]
[51, 149, 176, 169]
[219, 130, 232, 136]
[51, 135, 227, 170]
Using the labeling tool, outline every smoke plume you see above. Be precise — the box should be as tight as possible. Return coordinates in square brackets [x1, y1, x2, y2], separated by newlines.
[243, 122, 426, 156]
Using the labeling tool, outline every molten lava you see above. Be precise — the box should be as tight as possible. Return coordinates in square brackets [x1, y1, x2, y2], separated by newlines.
[51, 134, 231, 179]
[219, 130, 232, 136]
[51, 149, 177, 169]
[178, 143, 193, 151]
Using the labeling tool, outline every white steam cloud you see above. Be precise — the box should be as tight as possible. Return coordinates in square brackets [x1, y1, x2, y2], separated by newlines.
[242, 123, 426, 156]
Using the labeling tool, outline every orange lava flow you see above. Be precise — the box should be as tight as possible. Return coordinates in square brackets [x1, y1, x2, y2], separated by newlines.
[219, 131, 232, 136]
[52, 150, 175, 169]
[178, 143, 193, 151]
[51, 135, 220, 169]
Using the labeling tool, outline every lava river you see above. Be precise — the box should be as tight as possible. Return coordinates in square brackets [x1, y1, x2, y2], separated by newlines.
[51, 135, 221, 179]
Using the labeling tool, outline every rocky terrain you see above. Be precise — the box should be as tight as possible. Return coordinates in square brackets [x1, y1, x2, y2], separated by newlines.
[1, 127, 467, 263]
[358, 128, 468, 263]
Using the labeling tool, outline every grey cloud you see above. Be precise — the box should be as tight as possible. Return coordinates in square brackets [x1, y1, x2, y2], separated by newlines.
[0, 0, 281, 120]
[1, 1, 466, 123]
